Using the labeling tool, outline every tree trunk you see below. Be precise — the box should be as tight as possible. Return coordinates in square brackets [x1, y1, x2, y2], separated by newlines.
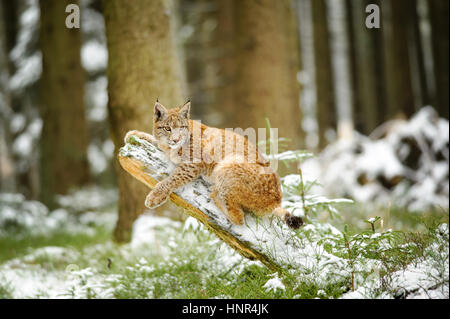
[408, 0, 430, 108]
[312, 0, 336, 149]
[345, 0, 362, 133]
[103, 0, 187, 242]
[382, 0, 416, 119]
[179, 0, 216, 121]
[298, 0, 318, 150]
[350, 0, 384, 134]
[0, 0, 15, 192]
[0, 0, 18, 74]
[326, 0, 354, 140]
[39, 0, 90, 209]
[231, 0, 304, 150]
[428, 0, 449, 119]
[215, 0, 236, 129]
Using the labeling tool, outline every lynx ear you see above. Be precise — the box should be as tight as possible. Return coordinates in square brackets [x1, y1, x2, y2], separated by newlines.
[179, 100, 191, 119]
[154, 101, 168, 121]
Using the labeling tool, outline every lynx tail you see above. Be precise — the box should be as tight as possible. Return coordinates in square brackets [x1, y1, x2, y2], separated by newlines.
[273, 207, 304, 230]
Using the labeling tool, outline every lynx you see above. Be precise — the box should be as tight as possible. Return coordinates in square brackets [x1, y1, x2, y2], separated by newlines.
[124, 100, 303, 229]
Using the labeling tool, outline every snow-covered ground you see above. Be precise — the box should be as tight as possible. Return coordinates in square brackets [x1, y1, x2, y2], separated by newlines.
[341, 224, 449, 299]
[0, 187, 117, 238]
[0, 193, 447, 299]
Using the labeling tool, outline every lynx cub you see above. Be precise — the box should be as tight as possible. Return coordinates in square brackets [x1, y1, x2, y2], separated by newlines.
[124, 101, 303, 229]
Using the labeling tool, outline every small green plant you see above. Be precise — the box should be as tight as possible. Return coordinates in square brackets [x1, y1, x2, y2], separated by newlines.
[365, 216, 382, 233]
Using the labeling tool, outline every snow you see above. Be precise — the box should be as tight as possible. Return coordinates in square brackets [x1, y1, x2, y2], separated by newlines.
[131, 214, 181, 250]
[0, 187, 117, 238]
[341, 223, 449, 299]
[81, 41, 108, 73]
[9, 0, 41, 92]
[263, 273, 286, 293]
[9, 52, 42, 92]
[1, 194, 446, 299]
[302, 107, 449, 211]
[86, 76, 108, 122]
[10, 114, 26, 134]
[182, 216, 203, 233]
[88, 144, 108, 174]
[12, 132, 33, 157]
[56, 186, 117, 212]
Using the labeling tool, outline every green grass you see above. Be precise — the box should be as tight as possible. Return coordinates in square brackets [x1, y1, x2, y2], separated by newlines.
[335, 202, 449, 233]
[0, 226, 112, 263]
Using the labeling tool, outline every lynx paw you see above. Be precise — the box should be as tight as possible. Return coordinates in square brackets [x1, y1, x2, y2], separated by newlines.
[145, 189, 169, 208]
[124, 130, 140, 144]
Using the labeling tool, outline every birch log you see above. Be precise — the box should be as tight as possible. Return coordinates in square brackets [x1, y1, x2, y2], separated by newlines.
[118, 135, 306, 272]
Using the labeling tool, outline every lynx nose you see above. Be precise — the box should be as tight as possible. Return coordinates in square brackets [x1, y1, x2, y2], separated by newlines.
[172, 136, 180, 143]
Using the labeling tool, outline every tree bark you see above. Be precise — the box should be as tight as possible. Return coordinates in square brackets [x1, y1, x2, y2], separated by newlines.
[103, 0, 187, 242]
[0, 0, 18, 74]
[0, 0, 15, 192]
[312, 0, 336, 148]
[344, 0, 361, 133]
[428, 0, 449, 119]
[39, 0, 90, 209]
[408, 0, 431, 108]
[215, 0, 236, 129]
[350, 0, 384, 134]
[231, 0, 304, 150]
[382, 0, 416, 119]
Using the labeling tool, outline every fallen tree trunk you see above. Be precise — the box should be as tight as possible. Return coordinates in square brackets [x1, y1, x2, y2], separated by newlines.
[118, 135, 305, 271]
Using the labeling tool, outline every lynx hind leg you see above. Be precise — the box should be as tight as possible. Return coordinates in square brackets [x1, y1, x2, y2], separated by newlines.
[211, 190, 245, 226]
[224, 199, 245, 226]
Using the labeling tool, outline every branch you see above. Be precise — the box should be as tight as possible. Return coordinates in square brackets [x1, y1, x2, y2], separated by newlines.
[119, 135, 305, 271]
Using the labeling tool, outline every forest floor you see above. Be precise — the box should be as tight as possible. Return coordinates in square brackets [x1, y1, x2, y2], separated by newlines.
[0, 188, 448, 299]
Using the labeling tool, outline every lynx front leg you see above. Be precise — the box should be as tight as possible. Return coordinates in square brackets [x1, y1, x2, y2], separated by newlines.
[145, 163, 205, 209]
[124, 130, 158, 145]
[145, 185, 171, 208]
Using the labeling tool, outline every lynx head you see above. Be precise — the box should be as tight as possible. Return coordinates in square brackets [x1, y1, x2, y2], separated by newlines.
[153, 100, 191, 149]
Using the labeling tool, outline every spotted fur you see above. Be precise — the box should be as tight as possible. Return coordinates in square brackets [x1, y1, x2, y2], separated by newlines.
[125, 101, 303, 229]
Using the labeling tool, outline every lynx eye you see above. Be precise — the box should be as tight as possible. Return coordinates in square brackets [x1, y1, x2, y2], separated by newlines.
[164, 126, 171, 132]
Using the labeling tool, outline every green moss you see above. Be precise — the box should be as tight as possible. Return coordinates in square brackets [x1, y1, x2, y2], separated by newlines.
[127, 135, 140, 146]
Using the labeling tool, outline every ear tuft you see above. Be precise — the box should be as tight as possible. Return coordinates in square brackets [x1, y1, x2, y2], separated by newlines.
[154, 101, 168, 121]
[179, 100, 191, 119]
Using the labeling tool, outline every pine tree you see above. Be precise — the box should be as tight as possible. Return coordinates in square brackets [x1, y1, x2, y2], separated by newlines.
[39, 0, 90, 209]
[428, 0, 449, 118]
[382, 0, 416, 119]
[231, 0, 304, 150]
[103, 0, 187, 242]
[312, 0, 336, 148]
